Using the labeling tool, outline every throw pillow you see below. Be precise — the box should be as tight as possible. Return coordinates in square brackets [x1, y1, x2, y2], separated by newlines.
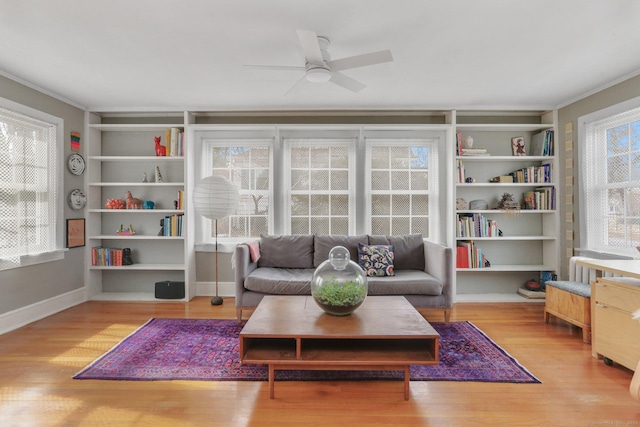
[258, 234, 314, 268]
[358, 243, 395, 277]
[368, 234, 425, 271]
[247, 240, 261, 262]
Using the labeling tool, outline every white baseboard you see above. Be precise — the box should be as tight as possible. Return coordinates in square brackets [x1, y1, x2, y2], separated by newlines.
[196, 281, 234, 297]
[0, 288, 86, 335]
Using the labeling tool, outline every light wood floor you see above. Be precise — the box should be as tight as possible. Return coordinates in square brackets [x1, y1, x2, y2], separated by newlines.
[1, 297, 639, 426]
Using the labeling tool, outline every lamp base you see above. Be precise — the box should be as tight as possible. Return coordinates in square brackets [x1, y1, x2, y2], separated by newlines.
[211, 296, 224, 306]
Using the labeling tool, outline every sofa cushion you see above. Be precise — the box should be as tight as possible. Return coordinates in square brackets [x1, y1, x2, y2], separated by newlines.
[358, 243, 395, 277]
[244, 267, 314, 295]
[313, 234, 368, 267]
[368, 234, 425, 271]
[258, 234, 314, 268]
[367, 270, 443, 296]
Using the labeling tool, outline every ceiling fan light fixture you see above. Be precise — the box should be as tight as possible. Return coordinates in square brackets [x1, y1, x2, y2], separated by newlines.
[305, 67, 331, 83]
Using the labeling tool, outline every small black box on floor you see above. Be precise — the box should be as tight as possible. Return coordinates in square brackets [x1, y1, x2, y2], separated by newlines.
[155, 281, 185, 299]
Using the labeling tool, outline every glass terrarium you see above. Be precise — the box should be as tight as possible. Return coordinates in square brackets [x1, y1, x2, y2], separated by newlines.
[311, 246, 368, 316]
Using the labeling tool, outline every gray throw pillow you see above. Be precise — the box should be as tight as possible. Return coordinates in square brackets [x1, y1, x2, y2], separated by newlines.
[313, 234, 369, 267]
[368, 234, 425, 270]
[258, 234, 314, 268]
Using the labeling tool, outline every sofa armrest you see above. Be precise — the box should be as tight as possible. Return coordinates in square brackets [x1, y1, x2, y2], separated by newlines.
[234, 244, 258, 306]
[423, 240, 455, 306]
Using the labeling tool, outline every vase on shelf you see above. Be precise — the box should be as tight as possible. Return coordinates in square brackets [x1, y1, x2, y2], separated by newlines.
[311, 246, 368, 316]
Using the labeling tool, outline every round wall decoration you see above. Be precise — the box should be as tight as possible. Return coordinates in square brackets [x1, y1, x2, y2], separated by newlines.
[67, 153, 85, 175]
[68, 189, 87, 210]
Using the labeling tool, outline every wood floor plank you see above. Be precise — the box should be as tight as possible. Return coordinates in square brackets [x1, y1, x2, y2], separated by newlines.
[0, 297, 639, 426]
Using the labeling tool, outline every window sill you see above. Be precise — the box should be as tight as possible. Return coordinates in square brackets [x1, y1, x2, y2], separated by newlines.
[0, 249, 68, 271]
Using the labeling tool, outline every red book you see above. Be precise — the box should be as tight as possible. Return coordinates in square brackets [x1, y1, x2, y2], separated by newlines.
[456, 245, 469, 268]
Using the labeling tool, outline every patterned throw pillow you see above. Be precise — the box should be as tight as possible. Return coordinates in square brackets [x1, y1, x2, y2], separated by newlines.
[358, 243, 395, 277]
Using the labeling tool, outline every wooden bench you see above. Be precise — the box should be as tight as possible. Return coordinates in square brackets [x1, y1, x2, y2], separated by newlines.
[544, 256, 593, 344]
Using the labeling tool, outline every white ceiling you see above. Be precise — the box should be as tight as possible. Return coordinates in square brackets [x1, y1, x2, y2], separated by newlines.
[2, 0, 640, 112]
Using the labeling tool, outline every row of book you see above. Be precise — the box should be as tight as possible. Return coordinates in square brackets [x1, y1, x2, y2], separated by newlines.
[531, 129, 554, 156]
[455, 130, 554, 157]
[508, 162, 553, 183]
[456, 213, 499, 238]
[91, 247, 125, 266]
[163, 128, 185, 157]
[523, 187, 556, 210]
[456, 241, 488, 269]
[163, 214, 184, 236]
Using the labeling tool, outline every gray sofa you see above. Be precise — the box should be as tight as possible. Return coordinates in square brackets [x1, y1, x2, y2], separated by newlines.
[234, 234, 454, 322]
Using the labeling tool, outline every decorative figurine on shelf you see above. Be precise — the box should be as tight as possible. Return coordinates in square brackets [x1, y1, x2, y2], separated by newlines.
[174, 200, 179, 209]
[125, 191, 142, 209]
[142, 200, 155, 209]
[155, 165, 163, 183]
[116, 224, 136, 236]
[154, 136, 166, 157]
[497, 193, 520, 210]
[158, 218, 164, 236]
[105, 198, 125, 209]
[122, 248, 133, 265]
[463, 136, 474, 149]
[142, 172, 148, 183]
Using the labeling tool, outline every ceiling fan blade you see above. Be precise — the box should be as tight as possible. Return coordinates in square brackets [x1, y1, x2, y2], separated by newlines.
[244, 64, 306, 71]
[296, 29, 324, 65]
[329, 71, 366, 93]
[328, 50, 393, 71]
[284, 75, 310, 96]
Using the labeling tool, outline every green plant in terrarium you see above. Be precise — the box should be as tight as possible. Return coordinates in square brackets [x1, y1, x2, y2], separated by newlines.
[313, 277, 367, 307]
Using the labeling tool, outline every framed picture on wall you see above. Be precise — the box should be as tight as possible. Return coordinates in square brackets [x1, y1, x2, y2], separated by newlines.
[66, 218, 85, 248]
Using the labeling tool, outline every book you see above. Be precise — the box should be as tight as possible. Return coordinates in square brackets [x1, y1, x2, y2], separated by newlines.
[531, 129, 554, 156]
[460, 148, 487, 154]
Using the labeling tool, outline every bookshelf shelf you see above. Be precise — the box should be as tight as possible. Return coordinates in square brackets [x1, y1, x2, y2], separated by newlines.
[89, 263, 186, 271]
[88, 209, 184, 214]
[88, 182, 185, 187]
[456, 183, 556, 188]
[453, 111, 559, 296]
[456, 236, 555, 241]
[85, 111, 195, 302]
[89, 235, 184, 240]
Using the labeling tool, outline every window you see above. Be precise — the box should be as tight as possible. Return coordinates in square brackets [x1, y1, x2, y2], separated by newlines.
[366, 139, 436, 237]
[285, 139, 355, 235]
[0, 98, 64, 270]
[580, 100, 640, 258]
[195, 128, 445, 244]
[198, 139, 272, 241]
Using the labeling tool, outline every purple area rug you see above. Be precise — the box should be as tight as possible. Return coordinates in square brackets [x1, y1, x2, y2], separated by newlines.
[73, 318, 540, 383]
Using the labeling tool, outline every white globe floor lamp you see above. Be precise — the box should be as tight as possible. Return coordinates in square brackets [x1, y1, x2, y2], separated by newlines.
[193, 175, 240, 305]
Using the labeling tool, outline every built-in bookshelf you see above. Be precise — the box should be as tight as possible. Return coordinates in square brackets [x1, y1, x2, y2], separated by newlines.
[453, 111, 559, 299]
[84, 112, 195, 301]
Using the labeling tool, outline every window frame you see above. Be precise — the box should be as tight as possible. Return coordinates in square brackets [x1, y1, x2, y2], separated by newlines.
[193, 126, 447, 246]
[283, 137, 357, 235]
[578, 95, 640, 259]
[0, 97, 65, 271]
[364, 137, 439, 240]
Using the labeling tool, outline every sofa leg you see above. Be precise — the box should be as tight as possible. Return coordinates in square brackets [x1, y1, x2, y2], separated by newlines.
[236, 308, 242, 323]
[444, 309, 451, 324]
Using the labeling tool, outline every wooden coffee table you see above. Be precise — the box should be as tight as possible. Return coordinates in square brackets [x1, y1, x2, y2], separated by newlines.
[239, 295, 440, 400]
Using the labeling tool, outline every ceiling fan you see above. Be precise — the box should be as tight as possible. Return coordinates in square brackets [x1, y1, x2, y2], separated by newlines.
[245, 29, 393, 95]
